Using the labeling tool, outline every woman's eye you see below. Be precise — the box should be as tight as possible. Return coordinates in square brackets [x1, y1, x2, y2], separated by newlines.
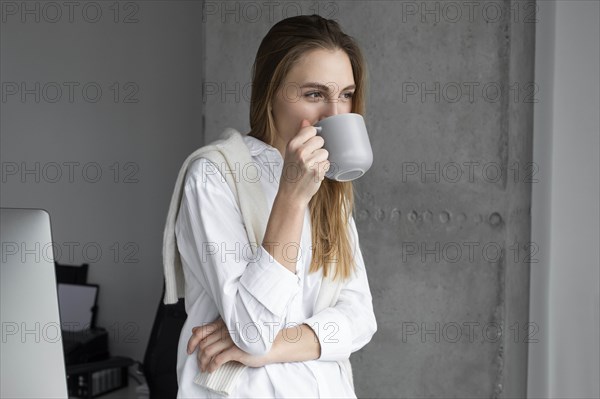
[340, 91, 354, 101]
[305, 91, 323, 101]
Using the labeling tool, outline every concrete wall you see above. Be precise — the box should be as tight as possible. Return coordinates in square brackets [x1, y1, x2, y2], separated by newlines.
[202, 0, 534, 397]
[1, 1, 204, 361]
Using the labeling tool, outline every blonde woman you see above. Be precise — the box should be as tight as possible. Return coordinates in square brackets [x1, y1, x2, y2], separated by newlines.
[171, 14, 377, 398]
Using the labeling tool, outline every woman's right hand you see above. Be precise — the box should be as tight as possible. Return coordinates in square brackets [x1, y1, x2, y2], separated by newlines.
[278, 119, 330, 206]
[188, 318, 269, 373]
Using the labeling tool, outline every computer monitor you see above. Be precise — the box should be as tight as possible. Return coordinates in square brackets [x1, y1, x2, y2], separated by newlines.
[1, 208, 68, 398]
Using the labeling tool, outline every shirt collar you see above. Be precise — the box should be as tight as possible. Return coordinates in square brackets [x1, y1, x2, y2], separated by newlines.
[243, 133, 282, 159]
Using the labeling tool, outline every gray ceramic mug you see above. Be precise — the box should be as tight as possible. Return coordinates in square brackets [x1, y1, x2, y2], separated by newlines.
[314, 113, 373, 182]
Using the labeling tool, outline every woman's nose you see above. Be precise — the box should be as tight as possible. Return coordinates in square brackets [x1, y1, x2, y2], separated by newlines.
[320, 100, 340, 119]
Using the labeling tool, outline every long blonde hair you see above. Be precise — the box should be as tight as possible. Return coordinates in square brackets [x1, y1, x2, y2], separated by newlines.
[249, 15, 367, 281]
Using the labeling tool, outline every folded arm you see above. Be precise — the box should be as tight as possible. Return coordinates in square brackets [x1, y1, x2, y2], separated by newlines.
[176, 158, 303, 356]
[187, 216, 377, 370]
[188, 320, 321, 372]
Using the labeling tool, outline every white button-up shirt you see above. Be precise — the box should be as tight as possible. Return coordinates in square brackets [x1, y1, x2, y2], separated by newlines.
[175, 134, 377, 398]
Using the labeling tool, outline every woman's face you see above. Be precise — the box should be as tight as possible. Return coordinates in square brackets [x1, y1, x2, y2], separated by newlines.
[271, 48, 355, 155]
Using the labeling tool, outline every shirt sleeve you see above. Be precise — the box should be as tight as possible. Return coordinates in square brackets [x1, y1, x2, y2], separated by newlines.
[302, 216, 378, 361]
[175, 158, 301, 356]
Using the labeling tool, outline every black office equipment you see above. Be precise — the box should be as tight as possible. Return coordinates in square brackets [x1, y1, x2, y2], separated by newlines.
[54, 263, 135, 397]
[62, 328, 110, 365]
[55, 262, 89, 285]
[66, 356, 135, 398]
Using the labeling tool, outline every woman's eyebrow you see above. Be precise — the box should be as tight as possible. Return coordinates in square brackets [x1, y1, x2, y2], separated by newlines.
[299, 82, 356, 92]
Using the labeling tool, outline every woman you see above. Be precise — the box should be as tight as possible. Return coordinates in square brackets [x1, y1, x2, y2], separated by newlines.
[173, 14, 377, 398]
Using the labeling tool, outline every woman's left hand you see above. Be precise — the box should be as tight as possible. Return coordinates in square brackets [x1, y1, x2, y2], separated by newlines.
[187, 318, 269, 373]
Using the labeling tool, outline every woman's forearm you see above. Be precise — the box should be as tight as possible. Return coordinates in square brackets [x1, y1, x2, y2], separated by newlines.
[265, 323, 321, 364]
[262, 192, 306, 274]
[188, 319, 321, 373]
[263, 122, 329, 274]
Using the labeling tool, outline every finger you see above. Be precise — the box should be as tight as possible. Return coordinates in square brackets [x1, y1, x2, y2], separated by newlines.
[318, 160, 331, 180]
[304, 149, 329, 172]
[201, 339, 234, 366]
[290, 120, 319, 146]
[187, 322, 220, 354]
[197, 319, 230, 352]
[200, 331, 234, 359]
[200, 340, 235, 372]
[316, 158, 331, 173]
[187, 327, 206, 354]
[293, 137, 327, 169]
[197, 327, 223, 352]
[208, 347, 237, 373]
[301, 135, 326, 154]
[310, 148, 329, 164]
